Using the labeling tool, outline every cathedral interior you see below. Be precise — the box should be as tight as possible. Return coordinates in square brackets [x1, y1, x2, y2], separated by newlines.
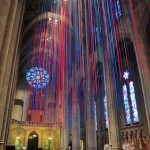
[0, 0, 150, 150]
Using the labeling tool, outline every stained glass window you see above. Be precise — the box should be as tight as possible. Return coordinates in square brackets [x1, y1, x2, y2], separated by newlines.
[129, 81, 139, 123]
[26, 67, 50, 89]
[104, 96, 108, 128]
[94, 101, 97, 130]
[123, 70, 129, 80]
[122, 70, 139, 125]
[114, 0, 122, 20]
[123, 85, 132, 124]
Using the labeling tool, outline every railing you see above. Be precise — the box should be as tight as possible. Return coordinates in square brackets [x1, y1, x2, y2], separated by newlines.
[11, 119, 62, 127]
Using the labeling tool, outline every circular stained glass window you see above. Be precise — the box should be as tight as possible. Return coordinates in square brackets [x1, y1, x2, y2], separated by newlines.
[123, 70, 130, 80]
[26, 67, 49, 89]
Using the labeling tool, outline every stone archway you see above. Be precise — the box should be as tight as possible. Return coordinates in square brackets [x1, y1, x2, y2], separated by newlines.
[27, 131, 38, 150]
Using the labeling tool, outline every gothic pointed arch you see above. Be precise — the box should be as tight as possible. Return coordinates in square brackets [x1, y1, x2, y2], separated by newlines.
[27, 131, 38, 150]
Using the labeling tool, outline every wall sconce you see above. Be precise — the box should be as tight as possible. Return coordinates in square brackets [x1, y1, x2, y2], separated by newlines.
[33, 134, 37, 137]
[16, 137, 20, 140]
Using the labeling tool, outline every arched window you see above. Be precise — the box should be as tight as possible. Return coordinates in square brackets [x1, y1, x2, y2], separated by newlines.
[114, 0, 122, 20]
[94, 101, 97, 130]
[122, 70, 139, 125]
[103, 96, 108, 129]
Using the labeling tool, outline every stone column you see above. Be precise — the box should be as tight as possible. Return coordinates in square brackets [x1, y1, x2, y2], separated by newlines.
[0, 0, 26, 149]
[0, 0, 3, 11]
[72, 89, 80, 150]
[82, 0, 97, 148]
[4, 52, 19, 145]
[126, 0, 150, 135]
[102, 50, 121, 150]
[96, 92, 103, 150]
[85, 93, 97, 150]
[71, 0, 81, 149]
[0, 0, 18, 94]
[0, 0, 11, 53]
[101, 1, 121, 149]
[12, 78, 24, 122]
[60, 126, 64, 149]
[61, 91, 69, 150]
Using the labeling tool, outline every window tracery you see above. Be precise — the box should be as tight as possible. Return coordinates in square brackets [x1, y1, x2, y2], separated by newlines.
[122, 70, 139, 125]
